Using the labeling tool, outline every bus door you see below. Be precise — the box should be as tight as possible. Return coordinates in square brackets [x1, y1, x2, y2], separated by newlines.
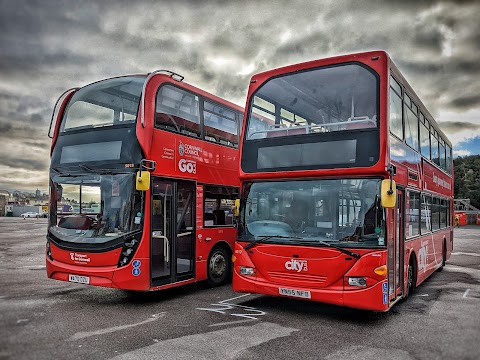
[151, 178, 195, 286]
[389, 189, 405, 300]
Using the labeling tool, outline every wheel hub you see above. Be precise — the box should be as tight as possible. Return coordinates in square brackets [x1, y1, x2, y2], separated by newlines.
[210, 252, 226, 278]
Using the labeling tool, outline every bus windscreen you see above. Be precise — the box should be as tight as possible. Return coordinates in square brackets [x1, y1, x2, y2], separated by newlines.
[246, 63, 378, 140]
[61, 76, 146, 132]
[239, 178, 385, 248]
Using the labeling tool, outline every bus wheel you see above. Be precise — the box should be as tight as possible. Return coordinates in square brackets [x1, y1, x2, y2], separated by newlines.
[405, 258, 416, 300]
[437, 241, 446, 272]
[207, 246, 230, 286]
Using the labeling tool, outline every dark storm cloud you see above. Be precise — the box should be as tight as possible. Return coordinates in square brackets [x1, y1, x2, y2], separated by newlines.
[0, 91, 54, 132]
[412, 25, 444, 54]
[0, 123, 13, 134]
[439, 121, 480, 134]
[0, 1, 100, 77]
[0, 0, 480, 190]
[22, 141, 51, 151]
[449, 95, 480, 111]
[1, 157, 47, 172]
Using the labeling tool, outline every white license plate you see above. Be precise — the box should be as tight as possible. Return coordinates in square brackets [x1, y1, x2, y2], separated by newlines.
[279, 287, 311, 299]
[68, 274, 90, 284]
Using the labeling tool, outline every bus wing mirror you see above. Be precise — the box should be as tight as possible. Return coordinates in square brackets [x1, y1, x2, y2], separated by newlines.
[136, 171, 150, 191]
[233, 199, 240, 217]
[381, 179, 396, 208]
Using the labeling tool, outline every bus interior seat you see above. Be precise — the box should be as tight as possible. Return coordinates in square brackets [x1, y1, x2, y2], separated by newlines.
[204, 212, 215, 226]
[58, 215, 92, 230]
[213, 210, 226, 225]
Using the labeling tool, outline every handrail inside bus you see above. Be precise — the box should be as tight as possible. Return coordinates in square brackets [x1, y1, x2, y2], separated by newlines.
[141, 70, 185, 127]
[177, 232, 193, 237]
[248, 116, 377, 139]
[152, 233, 170, 263]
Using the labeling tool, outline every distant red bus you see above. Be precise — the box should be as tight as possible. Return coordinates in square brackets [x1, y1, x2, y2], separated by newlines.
[232, 51, 453, 311]
[46, 70, 243, 290]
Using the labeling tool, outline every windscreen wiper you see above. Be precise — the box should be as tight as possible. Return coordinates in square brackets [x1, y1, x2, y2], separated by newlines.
[52, 167, 76, 177]
[244, 235, 301, 251]
[79, 164, 113, 175]
[315, 240, 360, 259]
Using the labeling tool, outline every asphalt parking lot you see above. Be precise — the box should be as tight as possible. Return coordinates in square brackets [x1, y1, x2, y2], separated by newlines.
[0, 217, 479, 360]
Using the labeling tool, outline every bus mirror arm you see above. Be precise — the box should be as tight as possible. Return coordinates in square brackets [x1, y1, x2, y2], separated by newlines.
[381, 164, 397, 208]
[386, 164, 396, 195]
[136, 159, 156, 191]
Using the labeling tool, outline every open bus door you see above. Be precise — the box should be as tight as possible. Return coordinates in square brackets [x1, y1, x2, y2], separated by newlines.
[151, 178, 195, 287]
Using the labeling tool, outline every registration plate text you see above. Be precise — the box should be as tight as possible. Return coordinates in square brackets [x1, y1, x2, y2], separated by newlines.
[279, 287, 311, 299]
[68, 274, 90, 284]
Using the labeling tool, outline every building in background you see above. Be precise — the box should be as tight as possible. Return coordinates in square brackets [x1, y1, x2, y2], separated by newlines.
[454, 199, 480, 225]
[0, 195, 6, 217]
[1, 189, 49, 217]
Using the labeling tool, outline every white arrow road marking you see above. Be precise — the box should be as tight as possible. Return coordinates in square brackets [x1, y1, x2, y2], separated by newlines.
[326, 345, 412, 360]
[68, 312, 166, 341]
[111, 322, 298, 360]
[197, 293, 266, 320]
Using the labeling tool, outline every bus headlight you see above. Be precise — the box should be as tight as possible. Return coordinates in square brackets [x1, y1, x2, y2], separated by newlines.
[46, 241, 53, 261]
[239, 266, 255, 276]
[348, 277, 367, 287]
[117, 233, 141, 268]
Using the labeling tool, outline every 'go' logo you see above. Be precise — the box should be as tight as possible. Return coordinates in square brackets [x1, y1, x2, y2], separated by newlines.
[179, 159, 196, 174]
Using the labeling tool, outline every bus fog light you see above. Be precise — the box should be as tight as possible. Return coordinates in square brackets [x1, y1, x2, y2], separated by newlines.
[117, 232, 141, 268]
[348, 277, 367, 287]
[240, 266, 255, 276]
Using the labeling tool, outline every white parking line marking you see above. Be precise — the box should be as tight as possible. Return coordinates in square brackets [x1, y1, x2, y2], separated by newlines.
[68, 312, 166, 341]
[209, 319, 256, 327]
[451, 252, 480, 257]
[463, 289, 471, 298]
[218, 293, 252, 303]
[111, 322, 298, 360]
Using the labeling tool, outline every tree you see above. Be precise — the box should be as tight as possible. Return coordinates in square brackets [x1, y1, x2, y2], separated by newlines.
[454, 155, 480, 209]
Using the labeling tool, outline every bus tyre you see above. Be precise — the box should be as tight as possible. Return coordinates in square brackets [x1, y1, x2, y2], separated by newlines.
[207, 246, 230, 287]
[404, 258, 416, 300]
[437, 241, 446, 272]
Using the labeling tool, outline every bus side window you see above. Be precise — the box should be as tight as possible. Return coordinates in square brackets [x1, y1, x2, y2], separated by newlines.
[155, 85, 201, 138]
[203, 185, 239, 227]
[203, 101, 238, 147]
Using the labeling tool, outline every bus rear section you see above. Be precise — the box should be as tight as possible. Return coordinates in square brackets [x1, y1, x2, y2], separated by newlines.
[232, 178, 391, 311]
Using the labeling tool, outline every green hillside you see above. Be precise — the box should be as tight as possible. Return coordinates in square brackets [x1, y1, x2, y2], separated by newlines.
[454, 155, 480, 209]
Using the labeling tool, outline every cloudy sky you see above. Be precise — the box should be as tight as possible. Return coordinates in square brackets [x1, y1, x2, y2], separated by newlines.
[1, 0, 479, 193]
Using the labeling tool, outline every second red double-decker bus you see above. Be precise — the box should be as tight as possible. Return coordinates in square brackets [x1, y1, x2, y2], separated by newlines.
[46, 70, 243, 291]
[232, 51, 453, 311]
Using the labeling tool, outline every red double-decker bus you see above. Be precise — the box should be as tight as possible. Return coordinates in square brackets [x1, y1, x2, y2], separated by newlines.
[46, 70, 243, 291]
[232, 51, 453, 311]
